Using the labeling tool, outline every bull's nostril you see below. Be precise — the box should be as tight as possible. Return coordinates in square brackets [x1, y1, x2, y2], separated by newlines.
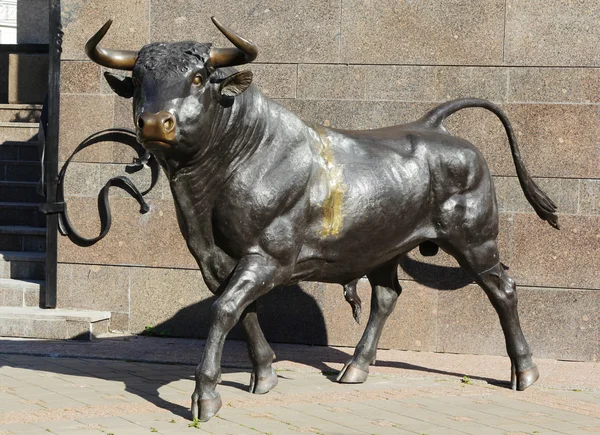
[137, 117, 145, 129]
[163, 118, 174, 132]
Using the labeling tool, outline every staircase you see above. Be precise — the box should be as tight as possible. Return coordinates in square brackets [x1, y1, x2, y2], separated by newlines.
[0, 104, 110, 340]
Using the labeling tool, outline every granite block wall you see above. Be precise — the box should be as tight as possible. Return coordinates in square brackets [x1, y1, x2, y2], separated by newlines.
[57, 0, 599, 361]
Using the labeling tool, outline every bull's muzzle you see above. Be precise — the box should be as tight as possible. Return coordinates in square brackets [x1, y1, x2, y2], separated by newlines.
[137, 111, 176, 147]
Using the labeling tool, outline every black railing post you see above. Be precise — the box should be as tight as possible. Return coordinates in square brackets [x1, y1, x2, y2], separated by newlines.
[44, 0, 62, 308]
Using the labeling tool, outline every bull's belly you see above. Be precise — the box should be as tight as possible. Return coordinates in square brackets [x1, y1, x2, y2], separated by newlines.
[293, 165, 434, 284]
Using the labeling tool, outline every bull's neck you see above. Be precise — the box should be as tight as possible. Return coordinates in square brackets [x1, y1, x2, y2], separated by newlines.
[173, 88, 268, 202]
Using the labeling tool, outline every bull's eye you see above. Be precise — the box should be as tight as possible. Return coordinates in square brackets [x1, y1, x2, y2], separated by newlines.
[132, 77, 140, 87]
[192, 75, 203, 86]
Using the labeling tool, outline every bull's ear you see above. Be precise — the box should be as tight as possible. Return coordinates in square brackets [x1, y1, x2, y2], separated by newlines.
[104, 72, 135, 99]
[218, 70, 253, 97]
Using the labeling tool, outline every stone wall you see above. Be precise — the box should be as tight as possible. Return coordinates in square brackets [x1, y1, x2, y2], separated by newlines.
[57, 0, 599, 361]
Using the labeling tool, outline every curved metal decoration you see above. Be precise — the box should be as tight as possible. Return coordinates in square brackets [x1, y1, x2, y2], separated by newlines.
[56, 129, 159, 247]
[83, 18, 558, 423]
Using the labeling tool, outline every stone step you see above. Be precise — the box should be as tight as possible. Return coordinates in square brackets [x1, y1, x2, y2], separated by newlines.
[0, 141, 40, 161]
[0, 251, 45, 280]
[0, 180, 43, 203]
[0, 104, 42, 122]
[0, 160, 41, 181]
[0, 307, 110, 340]
[0, 225, 46, 252]
[0, 202, 45, 227]
[0, 278, 44, 308]
[0, 122, 39, 143]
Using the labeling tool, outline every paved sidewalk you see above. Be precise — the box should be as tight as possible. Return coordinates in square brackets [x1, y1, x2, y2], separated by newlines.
[0, 336, 598, 434]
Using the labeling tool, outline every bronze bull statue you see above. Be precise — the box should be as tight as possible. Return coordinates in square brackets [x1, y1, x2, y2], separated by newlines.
[85, 17, 558, 422]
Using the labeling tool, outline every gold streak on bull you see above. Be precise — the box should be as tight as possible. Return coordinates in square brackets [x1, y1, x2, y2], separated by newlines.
[314, 125, 345, 237]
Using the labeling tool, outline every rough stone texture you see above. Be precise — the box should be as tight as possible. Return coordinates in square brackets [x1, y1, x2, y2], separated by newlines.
[580, 180, 600, 215]
[436, 284, 506, 356]
[508, 67, 600, 103]
[511, 214, 600, 289]
[16, 0, 49, 44]
[298, 65, 507, 102]
[8, 54, 48, 104]
[58, 94, 116, 162]
[446, 104, 600, 178]
[494, 177, 579, 215]
[436, 285, 599, 361]
[128, 267, 212, 336]
[56, 264, 129, 312]
[61, 0, 149, 61]
[62, 162, 165, 200]
[239, 64, 298, 99]
[150, 0, 341, 64]
[61, 61, 102, 95]
[108, 312, 129, 332]
[57, 197, 196, 269]
[341, 0, 505, 65]
[518, 288, 599, 361]
[258, 282, 328, 345]
[505, 0, 600, 66]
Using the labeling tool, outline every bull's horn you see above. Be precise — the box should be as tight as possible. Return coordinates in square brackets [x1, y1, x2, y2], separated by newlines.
[208, 16, 258, 69]
[85, 19, 138, 71]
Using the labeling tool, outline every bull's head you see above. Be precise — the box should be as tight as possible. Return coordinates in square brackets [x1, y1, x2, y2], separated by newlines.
[85, 17, 258, 159]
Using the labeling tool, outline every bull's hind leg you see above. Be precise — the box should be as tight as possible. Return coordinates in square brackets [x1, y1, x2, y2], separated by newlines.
[446, 239, 538, 390]
[240, 302, 278, 394]
[337, 261, 401, 384]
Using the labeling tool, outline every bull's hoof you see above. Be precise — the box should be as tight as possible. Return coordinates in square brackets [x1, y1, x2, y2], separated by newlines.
[191, 393, 222, 422]
[336, 362, 369, 384]
[249, 367, 278, 394]
[511, 364, 539, 391]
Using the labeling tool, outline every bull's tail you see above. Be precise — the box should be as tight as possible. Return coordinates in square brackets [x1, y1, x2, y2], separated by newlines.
[421, 98, 559, 230]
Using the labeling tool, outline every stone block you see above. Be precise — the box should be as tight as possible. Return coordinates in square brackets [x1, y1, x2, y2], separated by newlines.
[298, 65, 507, 102]
[58, 94, 116, 162]
[239, 64, 297, 99]
[446, 104, 600, 178]
[0, 125, 39, 143]
[511, 214, 600, 289]
[1, 287, 22, 307]
[61, 61, 102, 94]
[277, 99, 431, 131]
[517, 288, 599, 361]
[57, 197, 196, 268]
[380, 281, 438, 352]
[505, 0, 600, 66]
[508, 67, 600, 103]
[61, 0, 150, 60]
[150, 0, 341, 63]
[580, 180, 600, 215]
[17, 0, 49, 44]
[493, 176, 579, 215]
[128, 267, 213, 336]
[8, 54, 48, 104]
[258, 282, 329, 345]
[436, 284, 506, 356]
[57, 263, 129, 312]
[341, 0, 505, 65]
[436, 284, 599, 361]
[109, 312, 129, 332]
[61, 162, 165, 200]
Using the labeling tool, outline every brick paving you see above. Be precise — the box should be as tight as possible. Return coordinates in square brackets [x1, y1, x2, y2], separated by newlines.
[0, 336, 598, 434]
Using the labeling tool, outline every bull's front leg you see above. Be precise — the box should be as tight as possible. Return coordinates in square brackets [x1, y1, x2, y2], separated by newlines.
[192, 254, 282, 422]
